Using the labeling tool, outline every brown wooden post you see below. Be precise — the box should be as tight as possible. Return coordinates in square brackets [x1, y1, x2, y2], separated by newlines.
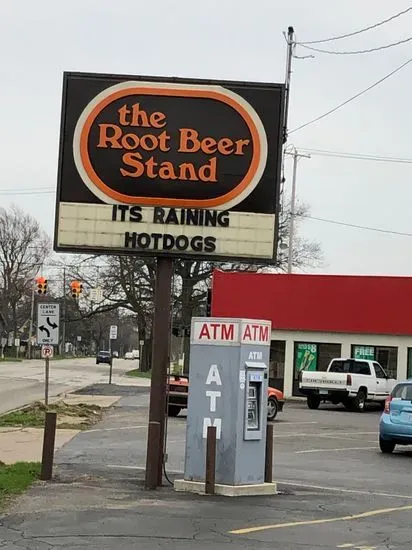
[265, 422, 274, 483]
[205, 425, 217, 494]
[40, 412, 57, 481]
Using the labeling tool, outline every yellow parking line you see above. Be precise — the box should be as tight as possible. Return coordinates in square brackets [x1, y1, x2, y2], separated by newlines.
[229, 504, 412, 535]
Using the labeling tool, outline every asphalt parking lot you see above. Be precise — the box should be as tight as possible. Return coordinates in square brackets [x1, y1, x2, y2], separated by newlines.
[2, 388, 412, 549]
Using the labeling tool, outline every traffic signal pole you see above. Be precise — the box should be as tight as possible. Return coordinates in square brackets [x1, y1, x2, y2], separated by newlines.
[27, 285, 35, 359]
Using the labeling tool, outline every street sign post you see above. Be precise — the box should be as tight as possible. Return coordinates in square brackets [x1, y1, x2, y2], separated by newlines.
[41, 345, 54, 406]
[14, 338, 20, 358]
[108, 325, 118, 385]
[37, 303, 60, 345]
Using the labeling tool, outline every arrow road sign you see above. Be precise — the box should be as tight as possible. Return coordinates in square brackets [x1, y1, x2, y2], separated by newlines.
[37, 303, 60, 345]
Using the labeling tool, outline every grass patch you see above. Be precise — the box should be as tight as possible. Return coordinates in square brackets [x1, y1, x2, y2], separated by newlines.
[0, 402, 102, 430]
[0, 357, 22, 363]
[126, 369, 152, 379]
[0, 461, 41, 508]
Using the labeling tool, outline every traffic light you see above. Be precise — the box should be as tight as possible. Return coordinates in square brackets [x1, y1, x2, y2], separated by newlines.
[36, 277, 48, 295]
[70, 280, 83, 299]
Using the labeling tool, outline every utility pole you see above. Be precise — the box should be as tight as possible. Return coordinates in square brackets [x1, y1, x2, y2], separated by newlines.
[27, 284, 35, 359]
[283, 26, 295, 142]
[286, 148, 311, 273]
[62, 268, 66, 357]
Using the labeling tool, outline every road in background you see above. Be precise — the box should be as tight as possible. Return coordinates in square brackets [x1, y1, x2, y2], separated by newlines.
[0, 357, 147, 413]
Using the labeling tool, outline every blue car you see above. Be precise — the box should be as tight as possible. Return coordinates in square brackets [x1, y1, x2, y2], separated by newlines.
[379, 380, 412, 453]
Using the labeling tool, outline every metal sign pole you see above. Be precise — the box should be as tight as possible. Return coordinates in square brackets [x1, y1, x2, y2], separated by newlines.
[145, 257, 173, 489]
[45, 356, 50, 406]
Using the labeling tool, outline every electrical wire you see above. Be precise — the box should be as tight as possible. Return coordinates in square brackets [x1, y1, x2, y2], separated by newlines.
[298, 7, 412, 44]
[302, 214, 412, 237]
[299, 36, 412, 55]
[289, 56, 412, 133]
[0, 188, 54, 195]
[297, 147, 412, 164]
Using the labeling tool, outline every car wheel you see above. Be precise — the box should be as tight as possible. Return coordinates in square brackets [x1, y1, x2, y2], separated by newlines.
[353, 390, 367, 412]
[307, 395, 321, 410]
[168, 405, 181, 417]
[96, 361, 99, 365]
[379, 437, 395, 454]
[267, 397, 278, 421]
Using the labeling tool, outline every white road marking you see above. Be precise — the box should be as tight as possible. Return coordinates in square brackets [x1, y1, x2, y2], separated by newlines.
[87, 425, 146, 433]
[274, 431, 378, 439]
[296, 446, 376, 454]
[280, 421, 318, 425]
[279, 480, 412, 500]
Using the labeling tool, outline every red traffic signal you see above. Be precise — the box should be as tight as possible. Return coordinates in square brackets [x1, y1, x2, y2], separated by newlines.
[70, 280, 83, 299]
[36, 276, 48, 294]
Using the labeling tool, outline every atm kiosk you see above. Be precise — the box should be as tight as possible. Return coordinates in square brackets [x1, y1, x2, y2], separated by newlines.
[175, 317, 276, 496]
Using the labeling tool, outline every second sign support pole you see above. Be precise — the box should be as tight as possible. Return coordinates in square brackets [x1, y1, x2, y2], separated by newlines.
[45, 356, 50, 407]
[145, 257, 173, 489]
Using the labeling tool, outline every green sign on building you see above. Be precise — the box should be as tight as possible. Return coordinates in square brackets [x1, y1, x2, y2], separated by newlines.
[296, 343, 317, 372]
[353, 345, 375, 361]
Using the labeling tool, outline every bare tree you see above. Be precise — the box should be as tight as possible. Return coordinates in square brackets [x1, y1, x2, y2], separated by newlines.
[0, 205, 51, 340]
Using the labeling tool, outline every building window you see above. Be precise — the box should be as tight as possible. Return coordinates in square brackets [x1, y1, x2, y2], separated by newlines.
[352, 345, 375, 361]
[407, 348, 412, 379]
[292, 342, 341, 395]
[269, 340, 285, 392]
[317, 343, 342, 372]
[375, 347, 398, 379]
[351, 345, 398, 378]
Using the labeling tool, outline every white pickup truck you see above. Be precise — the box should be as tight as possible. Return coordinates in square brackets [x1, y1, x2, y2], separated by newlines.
[299, 358, 396, 412]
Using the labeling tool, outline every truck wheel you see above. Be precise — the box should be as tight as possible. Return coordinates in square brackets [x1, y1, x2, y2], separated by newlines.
[353, 390, 367, 412]
[307, 395, 321, 410]
[267, 397, 278, 421]
[379, 437, 395, 454]
[168, 405, 181, 417]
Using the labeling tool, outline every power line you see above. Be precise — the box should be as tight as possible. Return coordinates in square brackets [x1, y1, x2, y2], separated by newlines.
[298, 7, 412, 44]
[0, 188, 54, 196]
[298, 147, 412, 164]
[302, 214, 412, 237]
[299, 35, 412, 55]
[289, 56, 412, 133]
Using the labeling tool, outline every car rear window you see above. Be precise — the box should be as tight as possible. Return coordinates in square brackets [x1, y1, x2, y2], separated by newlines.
[329, 360, 370, 375]
[392, 384, 412, 400]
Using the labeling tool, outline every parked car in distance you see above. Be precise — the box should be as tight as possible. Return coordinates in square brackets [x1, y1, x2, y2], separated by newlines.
[167, 375, 284, 420]
[379, 380, 412, 453]
[299, 358, 396, 412]
[124, 352, 134, 359]
[96, 350, 112, 365]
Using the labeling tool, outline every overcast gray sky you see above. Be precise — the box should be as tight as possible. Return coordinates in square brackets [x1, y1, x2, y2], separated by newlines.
[1, 0, 411, 275]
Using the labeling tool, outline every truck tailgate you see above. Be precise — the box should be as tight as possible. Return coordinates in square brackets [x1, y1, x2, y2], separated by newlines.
[300, 371, 349, 390]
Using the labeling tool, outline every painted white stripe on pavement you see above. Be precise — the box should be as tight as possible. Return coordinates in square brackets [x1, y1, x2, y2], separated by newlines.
[296, 446, 376, 454]
[278, 480, 412, 500]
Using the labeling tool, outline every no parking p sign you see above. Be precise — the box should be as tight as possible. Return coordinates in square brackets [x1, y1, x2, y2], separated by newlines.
[41, 345, 54, 359]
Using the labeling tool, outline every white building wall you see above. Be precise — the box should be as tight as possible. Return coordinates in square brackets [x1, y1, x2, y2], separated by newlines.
[271, 329, 412, 398]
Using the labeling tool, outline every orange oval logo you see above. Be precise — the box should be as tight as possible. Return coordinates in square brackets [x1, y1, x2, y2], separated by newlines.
[73, 81, 268, 209]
